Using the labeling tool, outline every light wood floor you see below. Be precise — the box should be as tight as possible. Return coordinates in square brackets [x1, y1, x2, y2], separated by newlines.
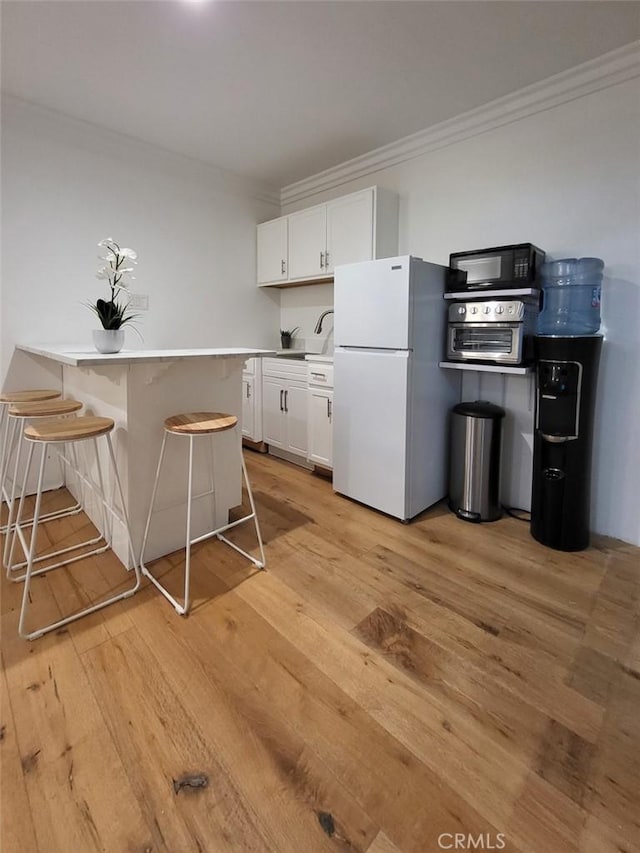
[1, 451, 639, 853]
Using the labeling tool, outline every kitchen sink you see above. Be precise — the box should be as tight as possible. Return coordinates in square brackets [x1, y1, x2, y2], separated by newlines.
[274, 350, 307, 359]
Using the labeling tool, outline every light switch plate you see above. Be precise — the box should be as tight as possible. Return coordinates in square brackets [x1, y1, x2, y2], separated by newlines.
[129, 293, 149, 310]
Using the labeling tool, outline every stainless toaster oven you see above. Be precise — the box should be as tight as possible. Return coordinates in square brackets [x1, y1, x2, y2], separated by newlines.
[446, 299, 539, 365]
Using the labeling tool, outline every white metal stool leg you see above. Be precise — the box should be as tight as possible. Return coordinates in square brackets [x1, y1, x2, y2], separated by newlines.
[140, 420, 265, 616]
[16, 429, 141, 640]
[2, 413, 82, 558]
[183, 434, 195, 612]
[139, 432, 194, 615]
[0, 388, 61, 512]
[0, 404, 10, 512]
[8, 437, 111, 582]
[4, 434, 87, 577]
[0, 414, 18, 531]
[1, 392, 62, 528]
[2, 418, 21, 557]
[215, 448, 266, 569]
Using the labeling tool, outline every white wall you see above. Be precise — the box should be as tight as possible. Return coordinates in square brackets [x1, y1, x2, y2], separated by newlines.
[1, 96, 282, 388]
[282, 77, 640, 546]
[279, 283, 335, 355]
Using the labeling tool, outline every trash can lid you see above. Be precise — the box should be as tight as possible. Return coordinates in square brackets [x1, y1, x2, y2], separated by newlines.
[453, 400, 505, 418]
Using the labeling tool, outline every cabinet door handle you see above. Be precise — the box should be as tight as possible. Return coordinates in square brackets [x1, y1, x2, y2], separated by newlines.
[280, 389, 284, 411]
[281, 259, 286, 275]
[320, 251, 325, 269]
[328, 399, 332, 421]
[325, 251, 330, 269]
[284, 389, 288, 412]
[246, 383, 251, 399]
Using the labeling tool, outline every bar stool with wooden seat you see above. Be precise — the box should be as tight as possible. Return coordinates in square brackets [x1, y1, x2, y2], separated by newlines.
[2, 400, 87, 577]
[1, 389, 61, 529]
[140, 411, 265, 615]
[3, 398, 85, 572]
[12, 415, 141, 640]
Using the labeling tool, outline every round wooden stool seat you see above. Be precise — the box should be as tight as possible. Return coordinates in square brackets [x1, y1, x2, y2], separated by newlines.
[0, 389, 61, 404]
[24, 416, 115, 443]
[164, 412, 238, 435]
[9, 399, 83, 419]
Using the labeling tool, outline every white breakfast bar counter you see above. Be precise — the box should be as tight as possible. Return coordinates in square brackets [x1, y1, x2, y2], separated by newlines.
[16, 345, 275, 566]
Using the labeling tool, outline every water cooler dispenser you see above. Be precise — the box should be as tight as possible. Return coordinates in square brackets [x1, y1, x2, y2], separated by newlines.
[531, 335, 602, 551]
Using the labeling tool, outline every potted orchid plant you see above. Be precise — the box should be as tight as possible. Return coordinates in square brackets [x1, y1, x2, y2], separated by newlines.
[90, 238, 140, 353]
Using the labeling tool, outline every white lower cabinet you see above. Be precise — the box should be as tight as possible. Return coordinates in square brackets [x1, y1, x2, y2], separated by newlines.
[306, 358, 334, 469]
[308, 388, 333, 467]
[241, 358, 263, 442]
[262, 358, 308, 458]
[260, 357, 335, 468]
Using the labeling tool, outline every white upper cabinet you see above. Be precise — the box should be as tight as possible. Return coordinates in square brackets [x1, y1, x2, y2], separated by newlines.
[325, 189, 374, 274]
[257, 216, 288, 285]
[287, 204, 327, 280]
[257, 186, 398, 287]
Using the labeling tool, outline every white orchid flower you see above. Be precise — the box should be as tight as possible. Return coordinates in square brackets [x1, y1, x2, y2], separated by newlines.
[92, 239, 139, 340]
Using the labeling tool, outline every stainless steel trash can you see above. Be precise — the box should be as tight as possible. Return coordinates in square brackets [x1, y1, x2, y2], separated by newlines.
[448, 401, 505, 522]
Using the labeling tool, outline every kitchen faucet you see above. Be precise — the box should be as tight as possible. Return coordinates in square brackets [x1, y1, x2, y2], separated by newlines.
[314, 310, 334, 334]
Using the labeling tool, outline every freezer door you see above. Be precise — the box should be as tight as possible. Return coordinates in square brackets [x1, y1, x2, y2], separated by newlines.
[333, 348, 409, 519]
[334, 256, 412, 349]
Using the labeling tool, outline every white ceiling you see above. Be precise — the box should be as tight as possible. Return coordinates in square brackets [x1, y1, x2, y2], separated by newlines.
[2, 1, 639, 190]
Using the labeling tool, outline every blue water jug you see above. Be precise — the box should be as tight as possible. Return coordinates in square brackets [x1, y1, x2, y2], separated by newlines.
[537, 258, 603, 336]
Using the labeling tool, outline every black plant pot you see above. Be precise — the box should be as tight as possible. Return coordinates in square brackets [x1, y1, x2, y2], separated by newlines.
[280, 333, 292, 349]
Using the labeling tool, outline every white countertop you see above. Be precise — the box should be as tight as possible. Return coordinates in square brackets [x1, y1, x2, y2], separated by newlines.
[305, 354, 334, 363]
[17, 344, 276, 367]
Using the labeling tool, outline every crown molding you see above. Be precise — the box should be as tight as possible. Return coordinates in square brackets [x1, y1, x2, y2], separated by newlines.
[1, 94, 281, 208]
[280, 41, 640, 208]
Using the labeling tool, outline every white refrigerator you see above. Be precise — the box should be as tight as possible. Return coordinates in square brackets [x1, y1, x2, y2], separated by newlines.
[333, 255, 459, 520]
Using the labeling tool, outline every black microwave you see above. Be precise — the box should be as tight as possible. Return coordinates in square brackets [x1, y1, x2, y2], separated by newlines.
[447, 243, 545, 293]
